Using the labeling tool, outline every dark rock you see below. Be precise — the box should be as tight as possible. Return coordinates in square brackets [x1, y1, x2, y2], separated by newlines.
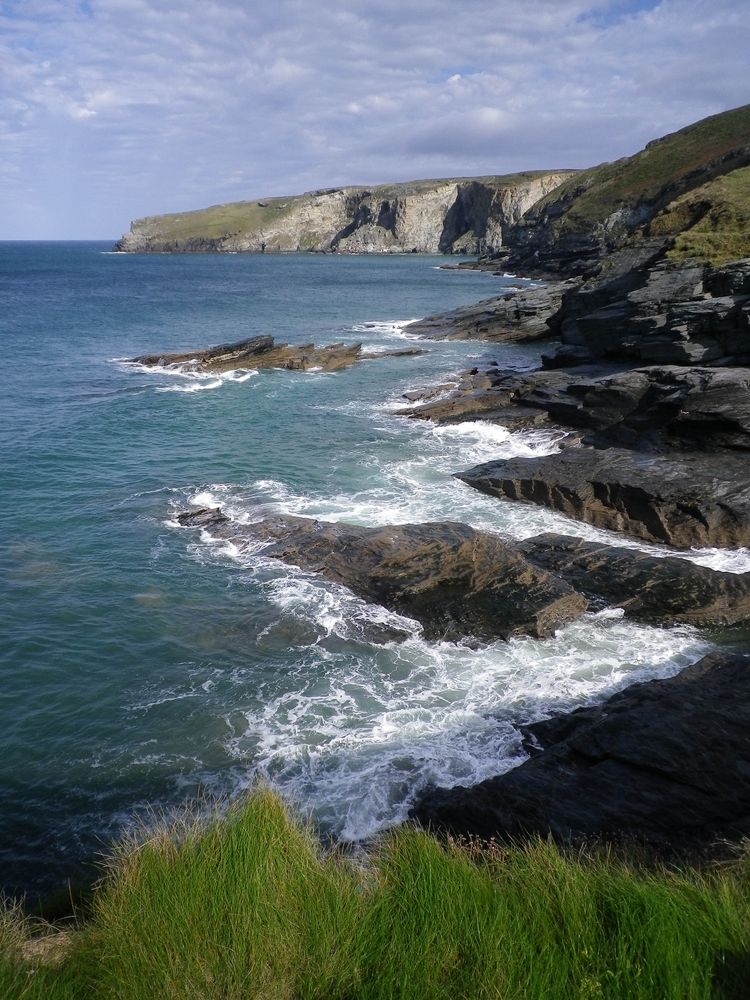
[520, 533, 750, 626]
[401, 361, 750, 457]
[129, 336, 425, 374]
[176, 511, 588, 642]
[411, 651, 750, 855]
[457, 447, 750, 548]
[547, 257, 750, 367]
[539, 366, 750, 453]
[404, 282, 577, 342]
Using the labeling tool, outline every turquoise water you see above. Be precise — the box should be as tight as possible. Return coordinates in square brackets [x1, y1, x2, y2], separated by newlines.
[0, 244, 723, 897]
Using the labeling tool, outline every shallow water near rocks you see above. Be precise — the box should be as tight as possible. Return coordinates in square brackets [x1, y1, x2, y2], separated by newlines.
[0, 243, 738, 897]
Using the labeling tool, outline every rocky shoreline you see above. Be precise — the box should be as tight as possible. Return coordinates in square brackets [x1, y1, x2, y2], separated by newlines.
[166, 246, 750, 862]
[392, 250, 750, 856]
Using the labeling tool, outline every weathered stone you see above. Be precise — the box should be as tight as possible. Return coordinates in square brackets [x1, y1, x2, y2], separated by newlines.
[129, 335, 425, 374]
[457, 447, 750, 549]
[404, 282, 575, 342]
[411, 652, 750, 856]
[545, 257, 750, 367]
[520, 533, 750, 626]
[176, 510, 588, 642]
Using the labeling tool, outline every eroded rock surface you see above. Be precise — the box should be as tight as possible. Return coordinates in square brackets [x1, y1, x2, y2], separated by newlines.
[412, 652, 750, 855]
[457, 447, 750, 549]
[520, 533, 750, 626]
[129, 335, 424, 374]
[404, 282, 575, 342]
[176, 510, 588, 641]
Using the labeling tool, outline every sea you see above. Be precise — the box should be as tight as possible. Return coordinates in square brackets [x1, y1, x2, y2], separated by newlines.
[1, 242, 745, 898]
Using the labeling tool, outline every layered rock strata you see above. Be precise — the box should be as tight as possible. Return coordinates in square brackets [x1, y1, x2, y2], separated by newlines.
[401, 362, 750, 454]
[179, 510, 750, 633]
[519, 533, 750, 626]
[128, 335, 425, 374]
[412, 652, 750, 856]
[457, 448, 750, 549]
[176, 510, 588, 642]
[403, 281, 577, 342]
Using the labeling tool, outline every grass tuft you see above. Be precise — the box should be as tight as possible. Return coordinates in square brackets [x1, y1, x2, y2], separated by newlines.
[1, 789, 749, 998]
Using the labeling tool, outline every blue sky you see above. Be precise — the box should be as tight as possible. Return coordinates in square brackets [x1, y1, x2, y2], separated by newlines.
[1, 0, 748, 238]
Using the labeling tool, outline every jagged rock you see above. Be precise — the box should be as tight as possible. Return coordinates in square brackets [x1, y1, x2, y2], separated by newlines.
[411, 652, 750, 855]
[176, 510, 588, 641]
[457, 447, 750, 549]
[395, 364, 624, 429]
[128, 335, 425, 374]
[520, 533, 750, 626]
[399, 362, 750, 455]
[548, 258, 750, 367]
[404, 282, 575, 342]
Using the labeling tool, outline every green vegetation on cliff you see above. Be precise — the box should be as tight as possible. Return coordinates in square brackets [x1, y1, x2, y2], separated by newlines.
[533, 104, 750, 228]
[517, 103, 750, 266]
[3, 790, 749, 999]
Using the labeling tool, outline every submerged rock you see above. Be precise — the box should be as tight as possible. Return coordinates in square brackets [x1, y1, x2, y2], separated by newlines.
[520, 533, 750, 626]
[129, 335, 424, 374]
[412, 651, 750, 856]
[176, 510, 588, 642]
[458, 447, 750, 549]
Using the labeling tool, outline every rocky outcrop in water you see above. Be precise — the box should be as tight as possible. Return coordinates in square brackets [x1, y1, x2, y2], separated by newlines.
[412, 651, 750, 856]
[128, 335, 425, 374]
[402, 361, 750, 454]
[403, 281, 576, 342]
[176, 510, 588, 642]
[114, 172, 575, 255]
[519, 533, 750, 626]
[458, 447, 750, 549]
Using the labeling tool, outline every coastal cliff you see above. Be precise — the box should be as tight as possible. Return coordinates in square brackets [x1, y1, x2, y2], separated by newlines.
[112, 172, 575, 254]
[503, 103, 750, 275]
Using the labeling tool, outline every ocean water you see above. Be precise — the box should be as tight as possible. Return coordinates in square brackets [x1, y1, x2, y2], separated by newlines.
[0, 243, 741, 897]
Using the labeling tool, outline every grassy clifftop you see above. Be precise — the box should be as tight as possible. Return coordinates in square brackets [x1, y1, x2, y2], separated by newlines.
[2, 790, 749, 999]
[514, 103, 750, 268]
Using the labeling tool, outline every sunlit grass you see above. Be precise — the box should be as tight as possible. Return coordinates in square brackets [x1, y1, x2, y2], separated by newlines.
[2, 788, 749, 998]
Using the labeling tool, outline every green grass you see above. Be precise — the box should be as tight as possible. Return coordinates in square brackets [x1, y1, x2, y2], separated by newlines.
[529, 103, 750, 235]
[658, 165, 750, 264]
[2, 789, 749, 998]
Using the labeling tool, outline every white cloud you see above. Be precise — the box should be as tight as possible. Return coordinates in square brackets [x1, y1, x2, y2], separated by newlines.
[0, 0, 747, 237]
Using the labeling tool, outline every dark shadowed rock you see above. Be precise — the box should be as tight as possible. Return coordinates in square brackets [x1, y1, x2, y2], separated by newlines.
[129, 335, 424, 374]
[537, 365, 750, 453]
[176, 510, 588, 641]
[412, 652, 750, 855]
[457, 447, 750, 549]
[404, 282, 575, 342]
[545, 257, 750, 367]
[398, 360, 750, 455]
[520, 533, 750, 626]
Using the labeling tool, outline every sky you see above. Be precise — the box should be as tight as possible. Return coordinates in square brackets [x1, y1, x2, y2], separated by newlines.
[1, 0, 748, 239]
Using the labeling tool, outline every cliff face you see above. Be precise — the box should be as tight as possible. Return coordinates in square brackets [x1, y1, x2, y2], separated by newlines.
[506, 104, 750, 275]
[113, 172, 575, 254]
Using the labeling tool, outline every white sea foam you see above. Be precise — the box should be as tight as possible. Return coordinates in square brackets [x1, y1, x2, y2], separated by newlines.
[173, 500, 710, 842]
[351, 319, 420, 341]
[115, 358, 258, 394]
[166, 329, 748, 843]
